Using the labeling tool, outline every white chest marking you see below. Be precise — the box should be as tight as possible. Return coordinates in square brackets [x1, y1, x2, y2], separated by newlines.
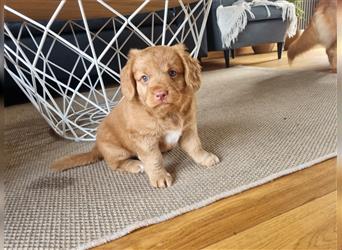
[164, 130, 182, 145]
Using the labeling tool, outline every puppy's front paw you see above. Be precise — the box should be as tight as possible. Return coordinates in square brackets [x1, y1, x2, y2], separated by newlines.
[198, 151, 220, 167]
[149, 171, 173, 188]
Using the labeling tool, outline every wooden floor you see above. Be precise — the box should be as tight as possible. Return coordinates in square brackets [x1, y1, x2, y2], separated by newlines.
[94, 47, 337, 250]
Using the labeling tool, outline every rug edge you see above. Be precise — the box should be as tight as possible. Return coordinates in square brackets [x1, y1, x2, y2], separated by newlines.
[75, 152, 337, 250]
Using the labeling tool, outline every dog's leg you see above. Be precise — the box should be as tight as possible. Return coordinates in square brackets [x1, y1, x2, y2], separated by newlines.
[326, 41, 337, 73]
[180, 126, 220, 167]
[137, 146, 173, 188]
[287, 23, 318, 64]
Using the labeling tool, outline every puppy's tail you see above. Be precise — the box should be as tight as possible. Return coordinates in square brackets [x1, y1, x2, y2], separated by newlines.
[50, 146, 102, 172]
[287, 22, 318, 65]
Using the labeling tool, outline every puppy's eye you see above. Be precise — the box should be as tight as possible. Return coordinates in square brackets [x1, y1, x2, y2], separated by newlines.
[168, 70, 177, 78]
[141, 75, 149, 82]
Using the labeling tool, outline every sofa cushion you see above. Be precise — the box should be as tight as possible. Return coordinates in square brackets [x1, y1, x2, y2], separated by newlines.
[218, 0, 283, 22]
[220, 0, 238, 6]
[248, 5, 283, 21]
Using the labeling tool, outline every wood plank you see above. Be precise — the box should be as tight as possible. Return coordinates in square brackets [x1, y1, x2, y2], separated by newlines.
[5, 0, 198, 22]
[203, 192, 336, 250]
[93, 158, 336, 250]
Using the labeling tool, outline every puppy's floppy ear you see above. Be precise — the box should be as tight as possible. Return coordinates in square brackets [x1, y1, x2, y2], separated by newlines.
[173, 44, 201, 91]
[120, 49, 139, 100]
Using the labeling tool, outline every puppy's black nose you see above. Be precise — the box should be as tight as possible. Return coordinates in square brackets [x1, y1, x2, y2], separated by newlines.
[155, 90, 168, 101]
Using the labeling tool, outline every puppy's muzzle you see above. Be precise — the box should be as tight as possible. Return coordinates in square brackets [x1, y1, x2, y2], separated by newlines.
[154, 90, 169, 103]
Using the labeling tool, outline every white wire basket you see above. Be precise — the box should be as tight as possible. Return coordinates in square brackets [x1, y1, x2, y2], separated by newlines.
[4, 0, 212, 141]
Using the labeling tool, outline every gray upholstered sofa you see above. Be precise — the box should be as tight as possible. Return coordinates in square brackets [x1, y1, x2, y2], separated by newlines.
[206, 0, 290, 67]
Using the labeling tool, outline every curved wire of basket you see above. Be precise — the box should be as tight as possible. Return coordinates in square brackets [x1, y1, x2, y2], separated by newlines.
[4, 0, 212, 141]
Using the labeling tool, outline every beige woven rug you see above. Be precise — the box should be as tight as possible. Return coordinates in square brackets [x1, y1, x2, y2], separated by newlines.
[5, 66, 336, 249]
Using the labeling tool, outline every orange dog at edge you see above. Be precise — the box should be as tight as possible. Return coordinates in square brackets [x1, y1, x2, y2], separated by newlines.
[287, 0, 336, 72]
[51, 44, 220, 188]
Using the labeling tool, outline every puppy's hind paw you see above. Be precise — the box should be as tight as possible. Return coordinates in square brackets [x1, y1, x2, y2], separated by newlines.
[198, 151, 220, 167]
[119, 159, 144, 174]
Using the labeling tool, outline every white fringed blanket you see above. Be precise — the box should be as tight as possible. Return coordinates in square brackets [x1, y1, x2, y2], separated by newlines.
[217, 0, 297, 48]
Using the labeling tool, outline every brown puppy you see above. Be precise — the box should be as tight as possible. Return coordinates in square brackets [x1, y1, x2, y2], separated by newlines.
[51, 44, 220, 188]
[287, 0, 336, 72]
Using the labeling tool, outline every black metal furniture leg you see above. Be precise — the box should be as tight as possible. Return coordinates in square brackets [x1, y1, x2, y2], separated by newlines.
[231, 49, 235, 59]
[277, 42, 284, 59]
[224, 49, 230, 68]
